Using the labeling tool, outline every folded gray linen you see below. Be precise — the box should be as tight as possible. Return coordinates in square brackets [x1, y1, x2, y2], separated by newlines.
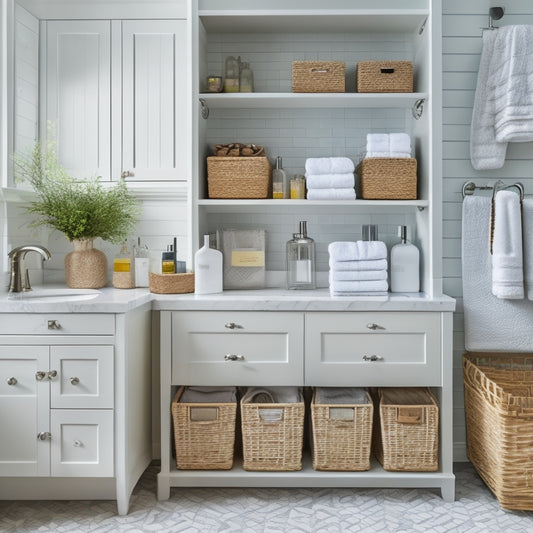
[180, 386, 236, 403]
[242, 386, 302, 404]
[315, 387, 369, 405]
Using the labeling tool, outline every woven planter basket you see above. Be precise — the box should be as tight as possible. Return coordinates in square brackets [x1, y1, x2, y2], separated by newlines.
[149, 272, 194, 294]
[292, 61, 345, 93]
[171, 387, 236, 470]
[374, 387, 439, 472]
[311, 389, 373, 471]
[463, 353, 533, 510]
[207, 156, 272, 199]
[356, 61, 413, 93]
[358, 158, 417, 200]
[241, 399, 304, 471]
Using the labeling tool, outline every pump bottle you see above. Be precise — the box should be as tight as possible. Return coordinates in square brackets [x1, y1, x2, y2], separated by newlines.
[390, 225, 420, 293]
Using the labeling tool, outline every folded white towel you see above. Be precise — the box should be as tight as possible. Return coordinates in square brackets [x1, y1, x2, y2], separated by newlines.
[331, 291, 389, 297]
[329, 258, 388, 271]
[366, 133, 390, 153]
[305, 157, 355, 175]
[492, 190, 524, 299]
[307, 188, 356, 200]
[389, 133, 412, 155]
[366, 152, 412, 159]
[242, 386, 302, 404]
[315, 387, 369, 405]
[329, 279, 389, 293]
[180, 386, 237, 403]
[522, 198, 533, 299]
[305, 172, 355, 189]
[329, 269, 387, 282]
[328, 240, 387, 262]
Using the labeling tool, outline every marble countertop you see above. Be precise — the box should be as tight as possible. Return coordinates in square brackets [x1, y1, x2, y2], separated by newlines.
[0, 286, 456, 313]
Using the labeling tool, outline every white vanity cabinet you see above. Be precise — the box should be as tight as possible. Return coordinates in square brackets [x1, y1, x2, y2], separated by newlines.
[0, 304, 152, 516]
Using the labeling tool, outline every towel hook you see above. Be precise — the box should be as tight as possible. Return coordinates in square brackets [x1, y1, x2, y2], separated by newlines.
[482, 6, 504, 31]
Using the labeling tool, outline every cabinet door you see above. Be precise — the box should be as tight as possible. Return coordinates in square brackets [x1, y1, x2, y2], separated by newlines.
[0, 346, 49, 476]
[45, 21, 111, 180]
[50, 345, 114, 409]
[50, 409, 113, 477]
[120, 20, 187, 181]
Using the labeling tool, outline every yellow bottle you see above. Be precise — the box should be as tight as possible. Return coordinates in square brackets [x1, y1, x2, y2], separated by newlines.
[113, 242, 135, 288]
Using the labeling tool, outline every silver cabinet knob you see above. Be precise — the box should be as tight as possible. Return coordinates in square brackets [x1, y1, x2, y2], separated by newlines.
[224, 322, 242, 329]
[73, 440, 82, 447]
[70, 377, 80, 385]
[48, 370, 57, 380]
[35, 371, 46, 381]
[224, 354, 245, 361]
[121, 170, 134, 179]
[366, 323, 381, 330]
[7, 377, 17, 386]
[47, 320, 61, 330]
[37, 432, 51, 441]
[362, 355, 384, 362]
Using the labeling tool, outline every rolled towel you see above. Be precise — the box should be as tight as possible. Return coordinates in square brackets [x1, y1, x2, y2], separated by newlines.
[329, 269, 387, 282]
[328, 240, 387, 262]
[307, 188, 356, 200]
[389, 133, 412, 155]
[366, 133, 390, 153]
[305, 157, 355, 175]
[366, 152, 412, 159]
[329, 258, 388, 271]
[305, 172, 355, 189]
[329, 279, 389, 293]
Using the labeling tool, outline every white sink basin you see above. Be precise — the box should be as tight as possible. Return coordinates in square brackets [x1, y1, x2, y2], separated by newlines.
[8, 288, 101, 303]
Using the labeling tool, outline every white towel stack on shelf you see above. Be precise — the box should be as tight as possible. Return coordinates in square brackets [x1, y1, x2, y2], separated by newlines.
[328, 240, 388, 296]
[305, 157, 356, 200]
[366, 133, 412, 158]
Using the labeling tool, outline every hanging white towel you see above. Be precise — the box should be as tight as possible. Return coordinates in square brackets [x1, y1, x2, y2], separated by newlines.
[522, 198, 533, 300]
[462, 195, 533, 351]
[328, 240, 387, 262]
[304, 157, 355, 175]
[305, 173, 355, 189]
[306, 188, 356, 200]
[492, 190, 524, 299]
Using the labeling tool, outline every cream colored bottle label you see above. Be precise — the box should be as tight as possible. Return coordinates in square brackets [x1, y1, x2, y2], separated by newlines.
[231, 250, 265, 267]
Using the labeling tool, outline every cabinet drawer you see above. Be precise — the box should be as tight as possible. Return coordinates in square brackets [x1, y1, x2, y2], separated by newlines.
[305, 312, 442, 387]
[0, 314, 114, 336]
[171, 311, 304, 386]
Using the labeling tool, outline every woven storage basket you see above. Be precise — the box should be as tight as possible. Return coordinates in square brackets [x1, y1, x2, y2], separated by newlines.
[241, 397, 305, 471]
[292, 61, 345, 93]
[356, 61, 413, 93]
[207, 156, 272, 199]
[171, 386, 236, 470]
[463, 353, 533, 510]
[149, 272, 194, 294]
[374, 387, 439, 472]
[358, 158, 417, 200]
[311, 389, 373, 471]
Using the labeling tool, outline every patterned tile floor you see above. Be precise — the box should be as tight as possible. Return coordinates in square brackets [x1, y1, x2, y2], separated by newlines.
[1, 463, 532, 533]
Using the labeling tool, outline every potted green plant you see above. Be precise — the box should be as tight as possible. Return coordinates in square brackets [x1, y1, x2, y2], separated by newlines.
[14, 142, 141, 288]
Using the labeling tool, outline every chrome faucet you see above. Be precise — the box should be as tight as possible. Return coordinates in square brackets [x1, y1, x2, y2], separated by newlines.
[8, 245, 52, 293]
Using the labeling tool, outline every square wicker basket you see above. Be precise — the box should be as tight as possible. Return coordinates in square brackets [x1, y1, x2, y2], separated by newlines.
[358, 158, 417, 200]
[356, 61, 413, 93]
[171, 386, 237, 470]
[292, 61, 345, 93]
[207, 156, 272, 199]
[311, 389, 373, 471]
[374, 387, 439, 472]
[463, 353, 533, 511]
[241, 397, 305, 471]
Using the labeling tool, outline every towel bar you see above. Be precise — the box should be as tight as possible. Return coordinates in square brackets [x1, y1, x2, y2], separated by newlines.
[462, 180, 524, 200]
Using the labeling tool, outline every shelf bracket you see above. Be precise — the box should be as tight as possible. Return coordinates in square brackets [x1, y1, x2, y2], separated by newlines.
[412, 98, 425, 120]
[417, 206, 425, 211]
[200, 98, 209, 120]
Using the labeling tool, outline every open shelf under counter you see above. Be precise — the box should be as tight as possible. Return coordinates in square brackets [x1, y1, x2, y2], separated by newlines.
[199, 92, 428, 110]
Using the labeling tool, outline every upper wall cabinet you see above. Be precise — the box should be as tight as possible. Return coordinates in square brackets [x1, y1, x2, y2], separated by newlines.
[43, 18, 187, 183]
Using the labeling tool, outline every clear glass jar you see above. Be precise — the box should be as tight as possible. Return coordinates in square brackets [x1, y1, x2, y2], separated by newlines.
[290, 175, 306, 199]
[224, 56, 240, 93]
[286, 221, 316, 290]
[239, 61, 254, 92]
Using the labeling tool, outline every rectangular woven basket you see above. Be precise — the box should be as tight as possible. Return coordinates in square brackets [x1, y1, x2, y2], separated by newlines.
[358, 158, 417, 200]
[171, 387, 237, 470]
[356, 61, 413, 93]
[149, 272, 194, 294]
[374, 387, 439, 472]
[207, 156, 272, 199]
[241, 399, 305, 471]
[292, 61, 345, 93]
[311, 389, 373, 471]
[463, 353, 533, 511]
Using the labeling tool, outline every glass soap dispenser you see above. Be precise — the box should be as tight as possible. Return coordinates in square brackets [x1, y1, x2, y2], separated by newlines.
[286, 221, 316, 290]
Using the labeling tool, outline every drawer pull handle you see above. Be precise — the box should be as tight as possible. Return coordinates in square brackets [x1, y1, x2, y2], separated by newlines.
[366, 323, 383, 330]
[362, 355, 384, 362]
[47, 320, 61, 330]
[37, 432, 51, 441]
[73, 440, 82, 447]
[70, 377, 80, 385]
[225, 322, 242, 330]
[7, 377, 17, 386]
[224, 354, 245, 362]
[48, 370, 57, 380]
[35, 371, 46, 381]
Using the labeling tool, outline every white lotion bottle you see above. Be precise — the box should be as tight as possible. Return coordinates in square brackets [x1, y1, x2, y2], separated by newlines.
[390, 225, 420, 293]
[194, 235, 223, 294]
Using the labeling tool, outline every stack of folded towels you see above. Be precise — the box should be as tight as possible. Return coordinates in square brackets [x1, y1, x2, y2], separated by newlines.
[304, 157, 356, 200]
[366, 133, 412, 158]
[328, 240, 388, 296]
